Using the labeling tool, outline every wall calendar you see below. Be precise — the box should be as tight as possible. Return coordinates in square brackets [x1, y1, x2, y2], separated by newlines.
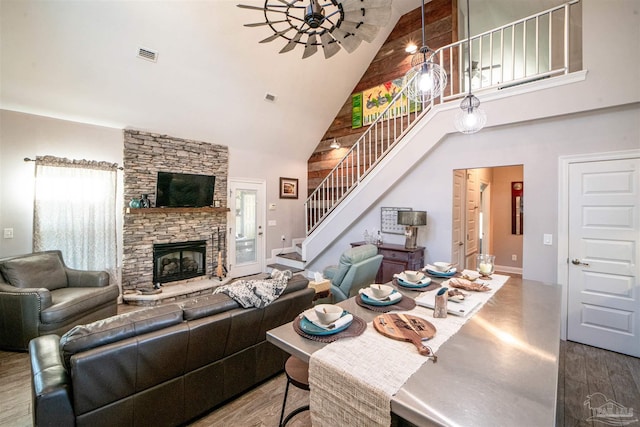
[381, 207, 412, 234]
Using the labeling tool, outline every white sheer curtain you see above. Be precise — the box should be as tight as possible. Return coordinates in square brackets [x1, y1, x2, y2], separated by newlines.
[33, 156, 118, 282]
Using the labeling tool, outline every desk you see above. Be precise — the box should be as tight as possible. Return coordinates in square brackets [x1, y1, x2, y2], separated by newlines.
[267, 277, 562, 426]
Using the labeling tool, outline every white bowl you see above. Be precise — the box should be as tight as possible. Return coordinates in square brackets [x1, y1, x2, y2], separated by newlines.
[314, 304, 343, 324]
[370, 284, 394, 299]
[433, 262, 452, 272]
[404, 270, 424, 282]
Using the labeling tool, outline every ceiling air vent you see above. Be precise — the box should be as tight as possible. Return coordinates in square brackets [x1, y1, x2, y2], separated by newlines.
[137, 47, 158, 62]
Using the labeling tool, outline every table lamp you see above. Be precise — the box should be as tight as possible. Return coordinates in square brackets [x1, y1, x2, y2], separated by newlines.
[397, 211, 427, 249]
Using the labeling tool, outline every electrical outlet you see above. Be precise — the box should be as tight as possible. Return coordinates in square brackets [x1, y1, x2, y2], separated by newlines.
[281, 235, 286, 241]
[511, 254, 517, 261]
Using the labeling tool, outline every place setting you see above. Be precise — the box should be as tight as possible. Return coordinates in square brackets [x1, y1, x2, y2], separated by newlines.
[393, 269, 440, 291]
[356, 283, 417, 312]
[293, 303, 366, 343]
[423, 261, 458, 278]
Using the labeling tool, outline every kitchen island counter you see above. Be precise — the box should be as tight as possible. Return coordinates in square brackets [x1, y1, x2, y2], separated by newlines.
[267, 277, 562, 426]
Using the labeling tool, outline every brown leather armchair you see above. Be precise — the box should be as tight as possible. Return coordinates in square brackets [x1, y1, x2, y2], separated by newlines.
[0, 250, 119, 351]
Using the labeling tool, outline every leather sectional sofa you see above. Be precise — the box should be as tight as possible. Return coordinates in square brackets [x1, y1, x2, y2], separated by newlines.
[0, 250, 119, 351]
[29, 274, 314, 427]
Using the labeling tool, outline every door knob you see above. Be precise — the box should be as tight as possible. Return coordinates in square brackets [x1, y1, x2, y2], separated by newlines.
[571, 259, 590, 266]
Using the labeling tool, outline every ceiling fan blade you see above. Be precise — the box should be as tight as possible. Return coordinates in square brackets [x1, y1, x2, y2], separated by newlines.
[237, 3, 294, 13]
[244, 19, 288, 27]
[343, 7, 391, 27]
[302, 33, 318, 59]
[338, 0, 389, 12]
[238, 4, 277, 12]
[260, 28, 292, 43]
[320, 31, 341, 59]
[330, 27, 362, 53]
[339, 21, 379, 42]
[279, 31, 303, 53]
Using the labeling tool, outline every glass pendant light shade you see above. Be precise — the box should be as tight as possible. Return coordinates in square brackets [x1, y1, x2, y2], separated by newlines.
[403, 47, 447, 102]
[401, 0, 447, 103]
[455, 0, 487, 134]
[454, 94, 486, 134]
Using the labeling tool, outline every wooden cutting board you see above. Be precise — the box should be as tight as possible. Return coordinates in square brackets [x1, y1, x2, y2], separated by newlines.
[373, 313, 436, 357]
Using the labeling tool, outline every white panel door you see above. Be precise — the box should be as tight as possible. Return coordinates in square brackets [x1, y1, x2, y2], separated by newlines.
[567, 158, 640, 357]
[452, 170, 465, 269]
[465, 169, 479, 269]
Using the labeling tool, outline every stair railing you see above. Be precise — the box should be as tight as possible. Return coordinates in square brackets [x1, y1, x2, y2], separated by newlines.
[305, 0, 578, 235]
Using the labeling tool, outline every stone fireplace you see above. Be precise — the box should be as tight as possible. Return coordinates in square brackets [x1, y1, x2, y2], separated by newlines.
[153, 240, 207, 284]
[122, 130, 228, 294]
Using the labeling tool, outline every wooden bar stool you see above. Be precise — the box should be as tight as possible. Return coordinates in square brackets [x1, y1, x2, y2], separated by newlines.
[279, 356, 310, 426]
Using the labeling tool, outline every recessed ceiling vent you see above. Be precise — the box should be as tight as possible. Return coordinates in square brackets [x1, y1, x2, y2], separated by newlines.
[137, 47, 158, 62]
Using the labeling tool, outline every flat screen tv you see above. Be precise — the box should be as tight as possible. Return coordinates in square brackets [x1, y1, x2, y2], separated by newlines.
[156, 172, 215, 208]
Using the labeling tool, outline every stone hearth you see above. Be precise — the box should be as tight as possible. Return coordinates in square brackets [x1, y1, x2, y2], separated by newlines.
[122, 277, 232, 306]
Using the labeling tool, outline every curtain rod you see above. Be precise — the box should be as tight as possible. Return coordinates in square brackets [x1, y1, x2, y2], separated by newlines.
[23, 157, 124, 170]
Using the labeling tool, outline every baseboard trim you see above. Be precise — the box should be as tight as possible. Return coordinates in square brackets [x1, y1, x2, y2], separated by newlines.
[494, 265, 523, 275]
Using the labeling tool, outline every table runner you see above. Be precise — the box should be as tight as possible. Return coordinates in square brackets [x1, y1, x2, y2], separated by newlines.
[308, 274, 509, 427]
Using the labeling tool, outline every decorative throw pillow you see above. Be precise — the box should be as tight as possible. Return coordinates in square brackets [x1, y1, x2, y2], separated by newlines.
[0, 252, 68, 290]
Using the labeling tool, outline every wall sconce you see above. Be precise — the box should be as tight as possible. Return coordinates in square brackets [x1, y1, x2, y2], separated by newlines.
[397, 210, 427, 249]
[405, 43, 418, 54]
[330, 139, 341, 149]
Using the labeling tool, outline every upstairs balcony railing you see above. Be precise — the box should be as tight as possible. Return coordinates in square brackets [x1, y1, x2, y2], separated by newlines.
[305, 1, 580, 235]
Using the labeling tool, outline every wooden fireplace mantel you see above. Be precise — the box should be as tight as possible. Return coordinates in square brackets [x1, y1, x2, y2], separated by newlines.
[126, 207, 230, 214]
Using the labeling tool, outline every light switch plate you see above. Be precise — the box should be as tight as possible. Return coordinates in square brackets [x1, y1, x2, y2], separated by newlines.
[3, 228, 14, 239]
[268, 220, 277, 226]
[543, 234, 553, 245]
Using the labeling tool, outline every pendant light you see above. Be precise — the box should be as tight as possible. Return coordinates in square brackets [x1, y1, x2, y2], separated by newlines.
[402, 0, 447, 102]
[454, 0, 487, 134]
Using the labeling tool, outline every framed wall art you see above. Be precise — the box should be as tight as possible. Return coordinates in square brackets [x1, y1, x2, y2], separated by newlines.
[512, 181, 523, 235]
[279, 177, 298, 199]
[351, 78, 421, 129]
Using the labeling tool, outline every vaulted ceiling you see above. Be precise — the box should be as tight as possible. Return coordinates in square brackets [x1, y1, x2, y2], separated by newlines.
[0, 0, 564, 160]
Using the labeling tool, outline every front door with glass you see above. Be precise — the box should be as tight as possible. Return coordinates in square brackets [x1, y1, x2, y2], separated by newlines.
[228, 180, 265, 277]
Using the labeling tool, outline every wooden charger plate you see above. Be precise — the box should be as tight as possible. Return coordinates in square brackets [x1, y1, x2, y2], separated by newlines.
[373, 313, 437, 358]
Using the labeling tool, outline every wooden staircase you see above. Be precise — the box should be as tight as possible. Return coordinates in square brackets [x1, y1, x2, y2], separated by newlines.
[268, 241, 306, 274]
[301, 2, 578, 266]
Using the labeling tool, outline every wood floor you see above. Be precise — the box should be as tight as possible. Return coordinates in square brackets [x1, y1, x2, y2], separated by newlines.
[1, 339, 638, 427]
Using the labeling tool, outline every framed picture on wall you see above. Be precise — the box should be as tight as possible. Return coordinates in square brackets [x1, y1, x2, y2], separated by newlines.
[279, 177, 298, 199]
[512, 181, 523, 235]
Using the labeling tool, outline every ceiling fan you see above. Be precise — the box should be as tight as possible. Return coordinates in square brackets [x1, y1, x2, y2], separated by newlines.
[237, 0, 392, 59]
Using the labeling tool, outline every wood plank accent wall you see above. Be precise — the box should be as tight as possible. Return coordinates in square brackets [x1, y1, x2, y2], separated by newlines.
[307, 0, 457, 195]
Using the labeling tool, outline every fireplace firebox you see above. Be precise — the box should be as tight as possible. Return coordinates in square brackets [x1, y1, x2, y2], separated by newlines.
[153, 240, 207, 284]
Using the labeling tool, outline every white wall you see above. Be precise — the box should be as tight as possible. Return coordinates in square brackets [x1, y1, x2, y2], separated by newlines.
[0, 110, 123, 257]
[228, 147, 307, 252]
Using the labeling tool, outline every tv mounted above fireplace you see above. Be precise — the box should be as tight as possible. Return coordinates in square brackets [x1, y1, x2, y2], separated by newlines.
[156, 172, 215, 208]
